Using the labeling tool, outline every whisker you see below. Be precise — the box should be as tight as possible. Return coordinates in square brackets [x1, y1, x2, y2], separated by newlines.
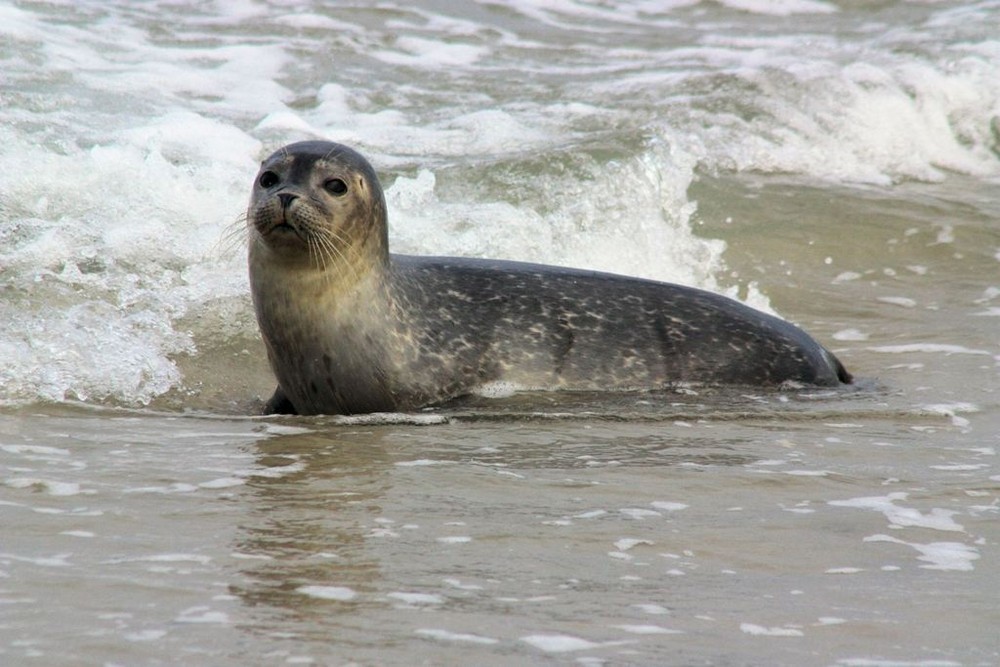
[314, 232, 348, 280]
[322, 229, 365, 285]
[309, 236, 328, 274]
[213, 213, 251, 260]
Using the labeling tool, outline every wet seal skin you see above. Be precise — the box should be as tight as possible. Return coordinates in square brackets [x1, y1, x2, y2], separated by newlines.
[247, 141, 852, 416]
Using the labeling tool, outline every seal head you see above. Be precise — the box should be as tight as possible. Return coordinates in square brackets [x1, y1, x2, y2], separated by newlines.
[249, 141, 387, 269]
[247, 141, 851, 416]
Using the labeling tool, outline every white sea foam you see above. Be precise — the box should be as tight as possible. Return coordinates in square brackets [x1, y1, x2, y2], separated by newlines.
[383, 139, 729, 291]
[2, 444, 66, 456]
[2, 0, 998, 408]
[739, 622, 804, 637]
[614, 624, 683, 635]
[633, 603, 671, 615]
[0, 552, 73, 567]
[388, 592, 445, 605]
[650, 501, 689, 512]
[198, 477, 245, 489]
[614, 538, 653, 551]
[619, 508, 663, 520]
[863, 535, 979, 571]
[829, 493, 965, 532]
[832, 328, 869, 341]
[175, 606, 230, 624]
[296, 585, 358, 602]
[718, 0, 836, 15]
[4, 478, 86, 497]
[106, 553, 212, 565]
[395, 459, 451, 467]
[520, 634, 631, 653]
[331, 413, 451, 426]
[837, 660, 962, 667]
[868, 344, 991, 356]
[124, 629, 168, 642]
[877, 296, 917, 308]
[415, 628, 499, 644]
[472, 381, 522, 399]
[373, 36, 489, 68]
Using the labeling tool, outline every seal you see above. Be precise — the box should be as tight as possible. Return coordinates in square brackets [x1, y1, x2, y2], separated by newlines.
[247, 140, 852, 416]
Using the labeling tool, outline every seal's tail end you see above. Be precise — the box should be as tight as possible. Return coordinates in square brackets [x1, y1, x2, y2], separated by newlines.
[832, 353, 853, 385]
[817, 345, 852, 385]
[836, 360, 853, 384]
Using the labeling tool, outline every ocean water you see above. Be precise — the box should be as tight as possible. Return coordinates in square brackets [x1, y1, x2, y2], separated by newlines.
[1, 1, 998, 665]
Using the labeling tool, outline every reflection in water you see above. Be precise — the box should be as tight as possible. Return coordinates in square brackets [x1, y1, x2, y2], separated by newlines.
[231, 429, 393, 634]
[228, 411, 772, 636]
[227, 389, 869, 629]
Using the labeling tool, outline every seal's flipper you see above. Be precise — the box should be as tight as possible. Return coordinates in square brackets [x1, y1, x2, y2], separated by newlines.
[263, 386, 298, 415]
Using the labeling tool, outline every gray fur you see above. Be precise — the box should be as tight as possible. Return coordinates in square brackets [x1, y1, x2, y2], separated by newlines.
[248, 141, 851, 416]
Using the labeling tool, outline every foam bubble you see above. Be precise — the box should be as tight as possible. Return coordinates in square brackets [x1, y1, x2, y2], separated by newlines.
[124, 630, 168, 642]
[373, 36, 489, 68]
[296, 586, 358, 602]
[415, 628, 499, 645]
[619, 508, 663, 520]
[650, 501, 689, 512]
[718, 0, 836, 15]
[199, 477, 245, 489]
[832, 328, 869, 341]
[868, 344, 991, 356]
[739, 623, 804, 637]
[331, 413, 451, 426]
[633, 603, 671, 615]
[472, 381, 521, 399]
[175, 607, 230, 624]
[388, 592, 445, 605]
[863, 535, 979, 571]
[520, 634, 630, 653]
[614, 538, 653, 551]
[614, 624, 682, 635]
[829, 493, 965, 532]
[0, 444, 71, 457]
[116, 554, 213, 565]
[5, 478, 85, 497]
[395, 459, 450, 467]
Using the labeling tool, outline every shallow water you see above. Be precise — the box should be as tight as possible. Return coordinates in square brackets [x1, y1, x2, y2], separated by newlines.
[2, 392, 997, 665]
[2, 0, 999, 665]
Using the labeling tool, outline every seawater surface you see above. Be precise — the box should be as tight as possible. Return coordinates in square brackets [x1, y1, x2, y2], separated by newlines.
[1, 1, 998, 665]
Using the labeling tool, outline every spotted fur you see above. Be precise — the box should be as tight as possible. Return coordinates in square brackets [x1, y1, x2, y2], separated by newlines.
[248, 141, 851, 416]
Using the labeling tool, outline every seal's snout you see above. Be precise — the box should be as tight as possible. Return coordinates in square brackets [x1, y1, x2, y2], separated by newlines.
[252, 190, 303, 242]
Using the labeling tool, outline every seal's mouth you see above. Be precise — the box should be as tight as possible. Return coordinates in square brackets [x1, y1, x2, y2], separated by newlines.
[254, 214, 303, 243]
[266, 203, 301, 237]
[265, 221, 306, 245]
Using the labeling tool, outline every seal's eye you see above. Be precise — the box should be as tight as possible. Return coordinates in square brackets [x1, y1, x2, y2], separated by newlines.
[258, 171, 279, 188]
[324, 178, 348, 196]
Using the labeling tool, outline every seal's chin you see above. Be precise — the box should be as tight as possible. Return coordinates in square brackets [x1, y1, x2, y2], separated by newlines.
[269, 222, 298, 236]
[255, 217, 297, 239]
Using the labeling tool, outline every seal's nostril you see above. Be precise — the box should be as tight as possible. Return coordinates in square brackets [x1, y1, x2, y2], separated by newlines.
[277, 193, 297, 209]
